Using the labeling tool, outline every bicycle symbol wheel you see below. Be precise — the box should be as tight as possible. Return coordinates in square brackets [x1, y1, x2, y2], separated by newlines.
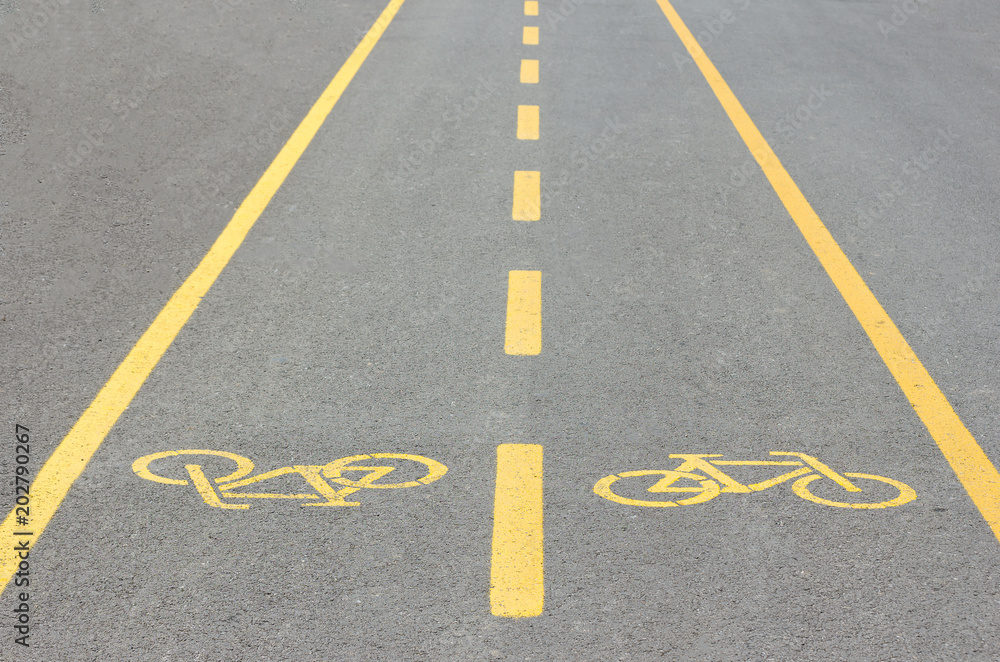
[792, 472, 916, 509]
[132, 449, 255, 485]
[594, 470, 721, 507]
[323, 453, 448, 488]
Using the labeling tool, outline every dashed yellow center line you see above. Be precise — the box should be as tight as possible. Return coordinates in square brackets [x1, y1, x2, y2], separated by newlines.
[504, 271, 542, 355]
[495, 7, 544, 615]
[491, 443, 544, 617]
[653, 0, 1000, 541]
[520, 59, 539, 84]
[512, 171, 541, 221]
[0, 0, 409, 588]
[517, 105, 540, 140]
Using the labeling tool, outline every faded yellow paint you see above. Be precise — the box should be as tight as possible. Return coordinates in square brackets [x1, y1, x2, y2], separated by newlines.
[505, 271, 542, 355]
[512, 171, 541, 221]
[520, 59, 539, 84]
[518, 105, 540, 140]
[491, 444, 544, 617]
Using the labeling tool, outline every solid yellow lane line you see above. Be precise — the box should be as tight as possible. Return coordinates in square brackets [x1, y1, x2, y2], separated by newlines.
[505, 271, 542, 355]
[517, 105, 540, 140]
[0, 0, 409, 588]
[523, 26, 539, 45]
[491, 443, 544, 617]
[524, 1, 539, 16]
[512, 170, 541, 221]
[520, 59, 539, 84]
[653, 0, 1000, 540]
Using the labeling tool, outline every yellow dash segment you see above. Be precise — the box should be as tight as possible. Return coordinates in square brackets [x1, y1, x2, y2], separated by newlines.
[491, 444, 544, 618]
[512, 171, 541, 222]
[653, 0, 1000, 541]
[505, 271, 542, 355]
[517, 105, 540, 140]
[520, 59, 539, 84]
[524, 0, 539, 16]
[0, 0, 410, 589]
[523, 26, 539, 45]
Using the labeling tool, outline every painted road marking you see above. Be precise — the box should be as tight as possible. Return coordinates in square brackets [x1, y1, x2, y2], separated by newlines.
[594, 452, 916, 509]
[523, 26, 539, 45]
[524, 0, 539, 16]
[491, 444, 544, 618]
[517, 105, 540, 140]
[505, 271, 542, 355]
[512, 171, 541, 221]
[520, 59, 539, 84]
[132, 451, 447, 509]
[0, 0, 410, 586]
[654, 0, 1000, 540]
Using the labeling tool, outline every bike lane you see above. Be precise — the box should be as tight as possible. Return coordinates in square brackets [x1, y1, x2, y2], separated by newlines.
[4, 0, 519, 657]
[4, 0, 1000, 660]
[532, 0, 1000, 658]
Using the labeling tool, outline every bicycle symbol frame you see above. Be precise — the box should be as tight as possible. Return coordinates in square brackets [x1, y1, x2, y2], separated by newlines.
[594, 452, 916, 509]
[132, 450, 448, 509]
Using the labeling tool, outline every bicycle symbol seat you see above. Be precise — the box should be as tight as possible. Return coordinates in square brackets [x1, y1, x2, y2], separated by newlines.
[132, 449, 448, 510]
[594, 452, 916, 509]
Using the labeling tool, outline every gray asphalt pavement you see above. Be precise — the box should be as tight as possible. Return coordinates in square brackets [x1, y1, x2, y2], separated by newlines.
[2, 0, 1000, 659]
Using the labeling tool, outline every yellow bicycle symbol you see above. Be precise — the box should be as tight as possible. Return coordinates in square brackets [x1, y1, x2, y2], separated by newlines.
[132, 450, 448, 510]
[594, 452, 916, 509]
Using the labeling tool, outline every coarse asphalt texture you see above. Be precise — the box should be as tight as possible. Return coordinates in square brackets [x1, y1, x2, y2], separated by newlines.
[2, 0, 1000, 660]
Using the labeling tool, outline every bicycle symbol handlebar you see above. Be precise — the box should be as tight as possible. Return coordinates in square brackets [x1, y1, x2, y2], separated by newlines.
[132, 450, 448, 510]
[594, 452, 916, 509]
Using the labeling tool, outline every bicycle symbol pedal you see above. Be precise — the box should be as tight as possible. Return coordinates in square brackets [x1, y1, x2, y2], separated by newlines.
[594, 452, 916, 509]
[132, 450, 448, 510]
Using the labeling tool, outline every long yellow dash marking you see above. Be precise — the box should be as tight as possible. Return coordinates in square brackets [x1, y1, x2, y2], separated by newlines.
[520, 59, 539, 84]
[654, 0, 1000, 541]
[512, 171, 541, 221]
[491, 444, 544, 617]
[0, 0, 409, 588]
[505, 271, 542, 355]
[523, 26, 539, 45]
[517, 105, 540, 140]
[524, 1, 539, 16]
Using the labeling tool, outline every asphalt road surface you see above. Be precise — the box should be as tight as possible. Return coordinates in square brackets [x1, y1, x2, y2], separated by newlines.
[3, 0, 1000, 660]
